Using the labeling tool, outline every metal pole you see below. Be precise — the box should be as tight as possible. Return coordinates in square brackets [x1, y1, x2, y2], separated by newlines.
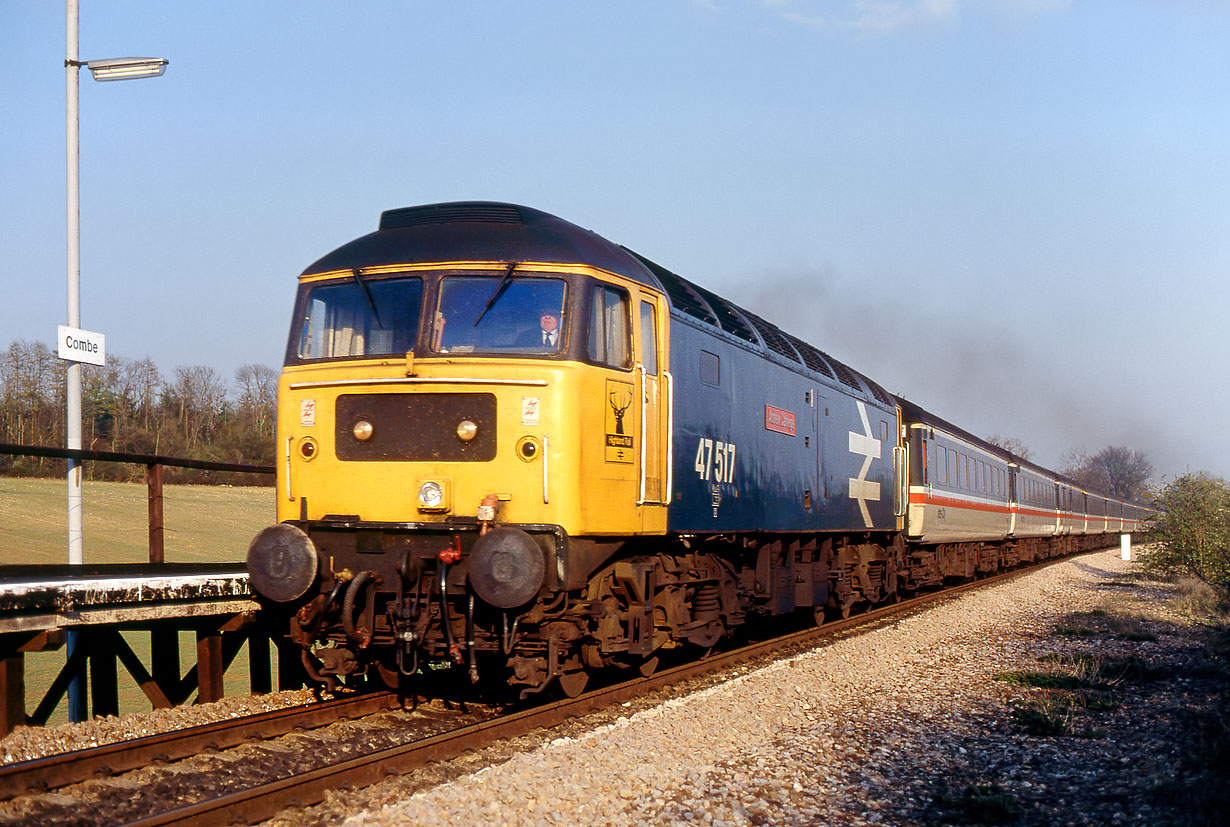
[66, 0, 83, 566]
[65, 0, 87, 723]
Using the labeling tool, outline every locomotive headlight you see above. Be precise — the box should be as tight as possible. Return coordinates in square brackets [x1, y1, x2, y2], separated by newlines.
[419, 481, 443, 507]
[352, 420, 374, 441]
[416, 479, 451, 512]
[456, 419, 478, 442]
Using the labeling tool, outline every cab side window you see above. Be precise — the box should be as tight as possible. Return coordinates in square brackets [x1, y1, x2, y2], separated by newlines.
[639, 301, 658, 375]
[587, 284, 631, 369]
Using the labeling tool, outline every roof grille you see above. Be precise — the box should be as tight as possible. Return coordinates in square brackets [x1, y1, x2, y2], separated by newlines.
[823, 353, 864, 392]
[691, 284, 759, 345]
[782, 332, 835, 379]
[625, 252, 718, 326]
[854, 370, 894, 407]
[379, 203, 524, 230]
[741, 311, 803, 365]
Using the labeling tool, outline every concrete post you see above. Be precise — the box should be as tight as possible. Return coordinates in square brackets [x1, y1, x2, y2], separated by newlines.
[1120, 533, 1131, 561]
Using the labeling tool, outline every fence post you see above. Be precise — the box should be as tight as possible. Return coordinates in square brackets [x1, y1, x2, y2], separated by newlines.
[147, 462, 164, 564]
[0, 652, 25, 735]
[196, 628, 224, 704]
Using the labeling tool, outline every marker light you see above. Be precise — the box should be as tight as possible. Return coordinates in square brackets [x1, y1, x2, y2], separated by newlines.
[516, 436, 540, 461]
[456, 419, 478, 441]
[353, 420, 374, 441]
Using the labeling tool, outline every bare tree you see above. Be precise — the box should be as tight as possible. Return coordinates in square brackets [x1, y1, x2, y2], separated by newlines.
[1063, 445, 1153, 500]
[167, 365, 229, 452]
[234, 363, 278, 438]
[985, 434, 1033, 461]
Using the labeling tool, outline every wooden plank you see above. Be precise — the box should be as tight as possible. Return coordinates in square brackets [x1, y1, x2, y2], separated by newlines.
[30, 643, 88, 726]
[114, 633, 173, 709]
[150, 626, 180, 703]
[195, 630, 224, 704]
[147, 463, 165, 565]
[0, 654, 25, 736]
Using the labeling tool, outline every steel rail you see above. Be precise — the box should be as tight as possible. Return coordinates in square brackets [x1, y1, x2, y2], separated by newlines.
[0, 690, 400, 799]
[121, 555, 1065, 826]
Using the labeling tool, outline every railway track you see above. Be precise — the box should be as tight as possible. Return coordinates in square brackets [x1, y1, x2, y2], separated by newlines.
[1, 559, 1055, 826]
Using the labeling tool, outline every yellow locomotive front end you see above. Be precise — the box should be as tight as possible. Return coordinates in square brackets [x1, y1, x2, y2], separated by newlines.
[277, 261, 666, 536]
[248, 205, 672, 696]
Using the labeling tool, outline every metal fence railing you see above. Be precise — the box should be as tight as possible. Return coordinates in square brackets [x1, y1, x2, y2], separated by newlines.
[0, 443, 274, 563]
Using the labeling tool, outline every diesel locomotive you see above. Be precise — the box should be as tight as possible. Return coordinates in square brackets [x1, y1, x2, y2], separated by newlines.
[246, 202, 1152, 697]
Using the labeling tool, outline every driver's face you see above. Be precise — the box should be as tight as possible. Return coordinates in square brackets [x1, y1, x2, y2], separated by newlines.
[540, 313, 559, 333]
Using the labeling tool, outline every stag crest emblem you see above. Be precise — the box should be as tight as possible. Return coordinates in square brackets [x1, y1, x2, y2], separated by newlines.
[609, 387, 633, 435]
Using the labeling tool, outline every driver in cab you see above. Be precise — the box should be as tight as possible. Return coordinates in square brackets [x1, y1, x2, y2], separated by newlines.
[517, 310, 562, 350]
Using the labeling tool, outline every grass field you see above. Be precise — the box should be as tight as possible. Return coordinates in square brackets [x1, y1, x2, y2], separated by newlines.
[0, 477, 275, 565]
[0, 478, 277, 726]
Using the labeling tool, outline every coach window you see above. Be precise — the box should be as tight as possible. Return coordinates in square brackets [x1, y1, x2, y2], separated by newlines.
[639, 301, 658, 375]
[936, 446, 947, 485]
[948, 450, 957, 487]
[587, 284, 632, 369]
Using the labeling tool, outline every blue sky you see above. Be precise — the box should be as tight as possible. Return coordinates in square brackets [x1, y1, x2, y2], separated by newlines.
[2, 1, 1228, 481]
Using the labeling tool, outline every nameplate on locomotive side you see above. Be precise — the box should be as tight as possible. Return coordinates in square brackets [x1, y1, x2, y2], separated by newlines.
[764, 404, 797, 436]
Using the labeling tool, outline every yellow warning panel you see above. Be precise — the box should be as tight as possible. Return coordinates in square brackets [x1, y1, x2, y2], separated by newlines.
[605, 378, 635, 463]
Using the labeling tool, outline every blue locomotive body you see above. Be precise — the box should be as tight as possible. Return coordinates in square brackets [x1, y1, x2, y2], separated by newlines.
[664, 305, 899, 535]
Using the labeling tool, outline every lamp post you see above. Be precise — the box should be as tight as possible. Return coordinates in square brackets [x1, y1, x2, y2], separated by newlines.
[64, 0, 167, 721]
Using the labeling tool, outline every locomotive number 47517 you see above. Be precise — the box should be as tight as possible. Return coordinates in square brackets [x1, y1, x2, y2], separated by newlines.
[695, 438, 737, 484]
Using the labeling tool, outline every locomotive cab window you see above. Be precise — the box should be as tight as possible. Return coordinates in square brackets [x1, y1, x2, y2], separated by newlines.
[295, 275, 423, 361]
[639, 301, 658, 375]
[587, 284, 632, 369]
[435, 275, 568, 355]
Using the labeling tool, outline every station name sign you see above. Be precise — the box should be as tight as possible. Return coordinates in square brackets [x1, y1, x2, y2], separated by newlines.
[57, 325, 106, 367]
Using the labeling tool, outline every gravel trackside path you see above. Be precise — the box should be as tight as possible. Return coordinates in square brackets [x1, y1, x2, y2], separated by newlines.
[344, 550, 1219, 827]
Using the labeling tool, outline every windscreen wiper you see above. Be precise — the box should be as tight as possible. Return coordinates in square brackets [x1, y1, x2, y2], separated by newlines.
[473, 261, 518, 327]
[352, 269, 384, 328]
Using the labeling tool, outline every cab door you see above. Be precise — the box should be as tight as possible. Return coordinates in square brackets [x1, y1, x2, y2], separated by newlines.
[635, 291, 670, 531]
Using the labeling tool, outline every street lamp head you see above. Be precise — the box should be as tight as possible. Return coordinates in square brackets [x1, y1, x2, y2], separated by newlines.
[82, 57, 168, 82]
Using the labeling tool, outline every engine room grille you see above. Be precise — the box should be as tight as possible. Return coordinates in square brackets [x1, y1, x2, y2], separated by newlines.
[379, 204, 524, 230]
[626, 251, 718, 326]
[741, 311, 803, 365]
[782, 332, 836, 379]
[691, 284, 759, 345]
